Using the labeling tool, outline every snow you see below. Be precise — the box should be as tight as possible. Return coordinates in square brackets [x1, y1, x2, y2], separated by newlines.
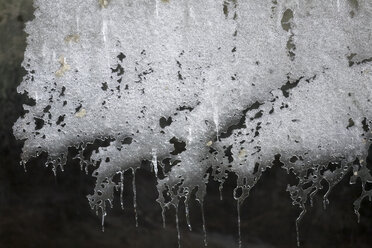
[13, 0, 372, 246]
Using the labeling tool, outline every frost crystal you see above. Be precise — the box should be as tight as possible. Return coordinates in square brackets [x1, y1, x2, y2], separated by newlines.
[14, 0, 372, 246]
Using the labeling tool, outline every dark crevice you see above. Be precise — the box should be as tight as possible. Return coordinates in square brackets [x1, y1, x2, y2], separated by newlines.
[169, 137, 186, 155]
[224, 145, 234, 163]
[34, 117, 44, 130]
[219, 101, 263, 139]
[111, 64, 124, 76]
[159, 117, 172, 129]
[117, 52, 126, 62]
[56, 115, 65, 125]
[176, 105, 195, 112]
[280, 76, 304, 98]
[121, 137, 133, 145]
[347, 52, 372, 67]
[362, 118, 369, 132]
[347, 118, 355, 129]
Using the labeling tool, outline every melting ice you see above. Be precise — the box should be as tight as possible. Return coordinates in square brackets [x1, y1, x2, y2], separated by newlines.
[13, 0, 372, 246]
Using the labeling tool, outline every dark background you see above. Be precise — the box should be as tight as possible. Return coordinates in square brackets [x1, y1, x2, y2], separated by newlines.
[1, 1, 372, 247]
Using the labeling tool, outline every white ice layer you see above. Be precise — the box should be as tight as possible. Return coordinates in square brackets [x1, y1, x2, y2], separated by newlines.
[13, 0, 372, 246]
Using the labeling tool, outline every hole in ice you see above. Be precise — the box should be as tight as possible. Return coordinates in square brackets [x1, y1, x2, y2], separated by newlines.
[34, 117, 44, 130]
[159, 116, 173, 128]
[101, 82, 108, 91]
[121, 137, 133, 145]
[169, 137, 186, 155]
[347, 118, 355, 129]
[234, 186, 243, 199]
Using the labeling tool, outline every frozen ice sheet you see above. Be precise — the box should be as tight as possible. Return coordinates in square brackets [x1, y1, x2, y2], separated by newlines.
[13, 0, 372, 246]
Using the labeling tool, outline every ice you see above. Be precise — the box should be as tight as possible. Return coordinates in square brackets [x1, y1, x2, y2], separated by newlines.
[132, 168, 138, 227]
[13, 0, 372, 246]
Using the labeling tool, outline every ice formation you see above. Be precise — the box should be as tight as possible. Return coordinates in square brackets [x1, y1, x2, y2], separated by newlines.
[13, 0, 372, 246]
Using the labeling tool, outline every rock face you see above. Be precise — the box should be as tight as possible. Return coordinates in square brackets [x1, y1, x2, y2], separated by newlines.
[9, 0, 372, 247]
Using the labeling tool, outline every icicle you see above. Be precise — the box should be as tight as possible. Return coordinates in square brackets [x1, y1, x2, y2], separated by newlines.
[200, 201, 207, 246]
[219, 183, 223, 201]
[237, 201, 242, 248]
[175, 205, 181, 248]
[21, 160, 27, 173]
[101, 206, 107, 232]
[132, 168, 138, 227]
[152, 149, 158, 177]
[161, 205, 166, 228]
[77, 149, 84, 172]
[323, 189, 331, 210]
[295, 207, 306, 247]
[309, 187, 318, 208]
[120, 171, 124, 210]
[355, 209, 360, 223]
[52, 164, 57, 177]
[85, 163, 89, 174]
[185, 199, 192, 231]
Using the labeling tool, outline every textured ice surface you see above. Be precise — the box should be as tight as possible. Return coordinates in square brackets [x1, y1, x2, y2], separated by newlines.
[13, 0, 372, 246]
